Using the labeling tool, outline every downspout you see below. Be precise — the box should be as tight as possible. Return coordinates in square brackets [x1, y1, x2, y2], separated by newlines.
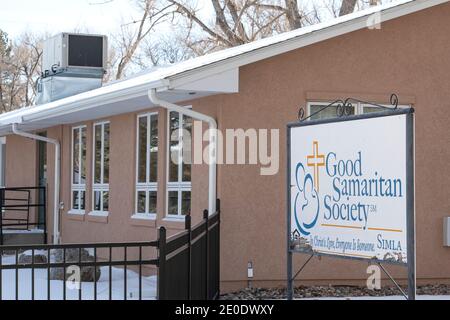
[12, 123, 61, 244]
[148, 89, 217, 214]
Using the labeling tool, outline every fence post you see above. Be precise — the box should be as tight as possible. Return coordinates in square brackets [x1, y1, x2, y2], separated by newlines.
[216, 199, 221, 214]
[185, 214, 192, 300]
[203, 209, 209, 300]
[216, 199, 221, 299]
[158, 227, 167, 300]
[43, 186, 48, 244]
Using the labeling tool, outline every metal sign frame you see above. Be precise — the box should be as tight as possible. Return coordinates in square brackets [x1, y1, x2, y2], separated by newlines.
[286, 107, 415, 300]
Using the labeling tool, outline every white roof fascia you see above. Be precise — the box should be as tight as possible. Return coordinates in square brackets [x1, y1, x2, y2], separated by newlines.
[22, 79, 168, 123]
[0, 116, 24, 127]
[174, 68, 239, 93]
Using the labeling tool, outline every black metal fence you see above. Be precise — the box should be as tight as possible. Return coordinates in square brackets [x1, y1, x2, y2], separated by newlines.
[0, 186, 47, 245]
[0, 241, 158, 300]
[158, 200, 221, 300]
[0, 199, 221, 300]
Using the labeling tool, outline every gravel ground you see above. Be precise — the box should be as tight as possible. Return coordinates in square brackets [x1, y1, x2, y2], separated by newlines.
[220, 285, 450, 300]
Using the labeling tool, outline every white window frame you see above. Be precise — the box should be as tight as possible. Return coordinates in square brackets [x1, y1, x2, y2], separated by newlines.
[166, 108, 192, 219]
[70, 125, 87, 214]
[135, 112, 158, 218]
[307, 101, 410, 118]
[91, 121, 110, 215]
[0, 137, 5, 188]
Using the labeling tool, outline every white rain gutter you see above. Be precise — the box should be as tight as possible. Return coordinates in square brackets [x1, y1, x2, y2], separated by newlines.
[11, 123, 61, 244]
[148, 89, 217, 215]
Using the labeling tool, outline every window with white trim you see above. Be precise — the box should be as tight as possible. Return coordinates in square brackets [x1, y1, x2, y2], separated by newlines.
[307, 101, 409, 120]
[0, 137, 5, 187]
[136, 113, 158, 215]
[167, 111, 192, 217]
[307, 102, 355, 120]
[92, 121, 110, 213]
[71, 126, 87, 212]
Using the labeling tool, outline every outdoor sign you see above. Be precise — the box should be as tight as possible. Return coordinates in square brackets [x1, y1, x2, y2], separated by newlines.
[287, 109, 415, 265]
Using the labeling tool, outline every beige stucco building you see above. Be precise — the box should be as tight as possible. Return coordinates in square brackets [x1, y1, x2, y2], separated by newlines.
[1, 0, 450, 293]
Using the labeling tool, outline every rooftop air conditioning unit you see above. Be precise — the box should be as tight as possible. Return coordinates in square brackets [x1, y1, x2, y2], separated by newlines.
[37, 33, 108, 105]
[42, 33, 108, 75]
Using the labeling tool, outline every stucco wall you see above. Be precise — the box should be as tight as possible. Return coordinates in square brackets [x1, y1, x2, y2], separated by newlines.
[5, 135, 37, 188]
[4, 1, 450, 292]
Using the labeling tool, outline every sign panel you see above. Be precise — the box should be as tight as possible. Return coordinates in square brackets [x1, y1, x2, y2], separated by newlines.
[288, 111, 414, 264]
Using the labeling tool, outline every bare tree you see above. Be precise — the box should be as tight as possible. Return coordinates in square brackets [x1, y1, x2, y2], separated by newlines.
[13, 33, 43, 106]
[168, 0, 362, 56]
[0, 30, 11, 112]
[110, 0, 387, 78]
[339, 0, 357, 16]
[0, 30, 8, 57]
[114, 0, 175, 79]
[0, 31, 43, 112]
[144, 35, 195, 66]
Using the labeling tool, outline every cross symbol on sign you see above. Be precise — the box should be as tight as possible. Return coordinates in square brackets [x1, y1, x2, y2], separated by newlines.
[307, 141, 325, 192]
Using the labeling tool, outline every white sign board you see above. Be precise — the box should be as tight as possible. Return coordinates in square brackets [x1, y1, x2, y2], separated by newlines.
[288, 112, 413, 264]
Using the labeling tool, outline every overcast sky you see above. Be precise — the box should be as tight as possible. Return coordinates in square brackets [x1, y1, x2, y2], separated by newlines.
[0, 0, 152, 38]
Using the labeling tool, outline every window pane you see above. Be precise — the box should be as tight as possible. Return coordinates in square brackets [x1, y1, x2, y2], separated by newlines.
[103, 191, 109, 212]
[138, 117, 147, 183]
[80, 128, 87, 184]
[94, 125, 102, 184]
[182, 116, 192, 182]
[149, 115, 158, 183]
[169, 112, 180, 182]
[80, 191, 86, 210]
[72, 191, 79, 210]
[103, 123, 110, 184]
[137, 191, 146, 214]
[0, 143, 5, 186]
[181, 191, 191, 216]
[168, 191, 178, 215]
[148, 191, 157, 214]
[363, 106, 383, 114]
[310, 105, 355, 120]
[94, 191, 101, 211]
[73, 129, 80, 184]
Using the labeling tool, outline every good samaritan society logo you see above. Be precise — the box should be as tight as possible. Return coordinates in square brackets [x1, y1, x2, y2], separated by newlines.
[294, 141, 405, 240]
[294, 141, 323, 236]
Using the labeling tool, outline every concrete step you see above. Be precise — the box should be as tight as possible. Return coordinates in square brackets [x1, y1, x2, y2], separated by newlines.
[1, 230, 46, 245]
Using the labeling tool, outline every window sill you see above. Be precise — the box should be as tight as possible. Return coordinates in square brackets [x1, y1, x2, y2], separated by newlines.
[67, 210, 85, 221]
[131, 213, 157, 220]
[163, 216, 186, 222]
[68, 210, 85, 215]
[130, 214, 157, 227]
[87, 211, 109, 224]
[88, 211, 109, 217]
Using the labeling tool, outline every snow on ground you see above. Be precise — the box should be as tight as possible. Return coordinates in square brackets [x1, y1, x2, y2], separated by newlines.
[1, 255, 157, 300]
[300, 295, 450, 300]
[2, 229, 44, 234]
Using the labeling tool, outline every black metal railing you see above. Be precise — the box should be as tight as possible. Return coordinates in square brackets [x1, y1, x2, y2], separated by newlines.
[0, 241, 158, 300]
[0, 199, 221, 300]
[158, 199, 221, 300]
[0, 186, 47, 245]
